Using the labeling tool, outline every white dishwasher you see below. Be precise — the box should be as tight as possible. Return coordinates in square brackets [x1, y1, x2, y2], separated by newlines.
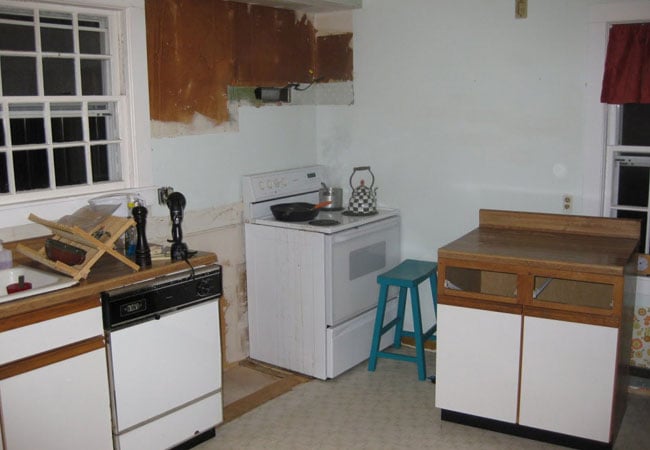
[101, 264, 223, 450]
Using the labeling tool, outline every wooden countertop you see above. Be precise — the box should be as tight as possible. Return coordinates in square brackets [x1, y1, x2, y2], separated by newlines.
[439, 210, 640, 276]
[0, 249, 217, 329]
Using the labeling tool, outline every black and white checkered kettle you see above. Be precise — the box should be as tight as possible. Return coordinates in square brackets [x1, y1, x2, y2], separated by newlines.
[348, 166, 378, 215]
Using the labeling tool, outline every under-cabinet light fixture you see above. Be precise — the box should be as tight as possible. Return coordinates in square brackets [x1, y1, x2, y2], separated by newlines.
[254, 87, 291, 103]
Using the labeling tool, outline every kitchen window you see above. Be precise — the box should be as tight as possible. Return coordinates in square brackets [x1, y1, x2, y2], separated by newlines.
[603, 103, 650, 253]
[0, 0, 153, 228]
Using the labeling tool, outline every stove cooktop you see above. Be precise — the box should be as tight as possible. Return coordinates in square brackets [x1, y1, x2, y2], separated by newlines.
[250, 208, 400, 234]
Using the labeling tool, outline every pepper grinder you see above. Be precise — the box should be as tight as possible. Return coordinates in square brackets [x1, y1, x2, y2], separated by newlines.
[132, 205, 152, 267]
[166, 192, 188, 261]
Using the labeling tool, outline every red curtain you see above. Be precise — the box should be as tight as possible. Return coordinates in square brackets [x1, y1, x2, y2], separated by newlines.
[601, 23, 650, 104]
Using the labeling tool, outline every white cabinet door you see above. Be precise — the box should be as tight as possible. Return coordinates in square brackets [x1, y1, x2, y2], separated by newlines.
[0, 349, 112, 450]
[435, 304, 522, 422]
[519, 317, 617, 442]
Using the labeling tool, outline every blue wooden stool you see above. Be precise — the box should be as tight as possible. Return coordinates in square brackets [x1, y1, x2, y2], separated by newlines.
[368, 259, 438, 380]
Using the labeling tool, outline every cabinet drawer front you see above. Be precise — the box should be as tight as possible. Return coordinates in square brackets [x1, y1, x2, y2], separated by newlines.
[0, 308, 102, 365]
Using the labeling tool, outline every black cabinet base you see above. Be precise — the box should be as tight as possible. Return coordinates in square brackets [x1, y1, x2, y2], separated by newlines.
[440, 409, 612, 450]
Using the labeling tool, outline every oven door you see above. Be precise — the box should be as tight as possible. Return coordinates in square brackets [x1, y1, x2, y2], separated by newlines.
[326, 216, 401, 326]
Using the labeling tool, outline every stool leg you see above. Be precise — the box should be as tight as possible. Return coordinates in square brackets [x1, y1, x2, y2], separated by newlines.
[429, 271, 438, 341]
[368, 283, 389, 372]
[410, 286, 426, 380]
[393, 287, 408, 348]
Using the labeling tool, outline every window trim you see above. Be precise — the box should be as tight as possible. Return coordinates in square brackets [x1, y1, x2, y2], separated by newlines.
[582, 2, 650, 217]
[0, 0, 153, 230]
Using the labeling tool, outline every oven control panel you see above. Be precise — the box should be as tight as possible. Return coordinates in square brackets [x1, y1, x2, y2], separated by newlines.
[243, 165, 327, 203]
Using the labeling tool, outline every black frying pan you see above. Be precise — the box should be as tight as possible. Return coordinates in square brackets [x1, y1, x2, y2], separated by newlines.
[270, 201, 331, 222]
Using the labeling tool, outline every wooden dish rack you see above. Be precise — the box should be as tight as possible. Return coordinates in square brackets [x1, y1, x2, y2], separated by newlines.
[16, 213, 140, 280]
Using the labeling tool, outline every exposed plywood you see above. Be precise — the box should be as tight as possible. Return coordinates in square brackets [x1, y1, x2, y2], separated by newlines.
[146, 0, 235, 124]
[316, 32, 353, 81]
[232, 7, 316, 85]
[146, 0, 353, 125]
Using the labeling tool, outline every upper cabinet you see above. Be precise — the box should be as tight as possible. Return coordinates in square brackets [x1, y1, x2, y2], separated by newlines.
[228, 0, 361, 13]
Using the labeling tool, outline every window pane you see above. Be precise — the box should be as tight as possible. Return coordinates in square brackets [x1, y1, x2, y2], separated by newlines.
[0, 23, 35, 51]
[0, 152, 8, 193]
[89, 116, 108, 141]
[617, 165, 649, 207]
[93, 142, 119, 181]
[1, 56, 37, 96]
[81, 59, 107, 95]
[617, 209, 646, 252]
[54, 146, 86, 186]
[43, 58, 75, 95]
[0, 118, 4, 146]
[91, 144, 109, 182]
[51, 117, 83, 142]
[10, 118, 45, 145]
[13, 148, 49, 191]
[0, 8, 34, 50]
[622, 104, 650, 146]
[41, 26, 73, 53]
[79, 15, 108, 54]
[80, 30, 106, 55]
[89, 102, 117, 140]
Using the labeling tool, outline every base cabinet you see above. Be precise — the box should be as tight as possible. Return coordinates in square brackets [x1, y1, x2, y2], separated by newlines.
[435, 304, 521, 423]
[0, 349, 112, 450]
[519, 317, 618, 442]
[436, 305, 620, 444]
[437, 210, 638, 447]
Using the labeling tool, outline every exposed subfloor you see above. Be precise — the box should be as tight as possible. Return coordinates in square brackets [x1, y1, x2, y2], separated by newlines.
[221, 359, 311, 423]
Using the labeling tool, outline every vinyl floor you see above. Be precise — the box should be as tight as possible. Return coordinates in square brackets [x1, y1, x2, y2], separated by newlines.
[200, 350, 650, 450]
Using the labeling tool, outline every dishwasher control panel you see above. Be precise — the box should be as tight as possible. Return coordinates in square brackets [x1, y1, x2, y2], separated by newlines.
[101, 264, 222, 330]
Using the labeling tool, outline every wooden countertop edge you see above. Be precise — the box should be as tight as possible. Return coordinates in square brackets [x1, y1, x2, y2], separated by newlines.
[0, 252, 217, 324]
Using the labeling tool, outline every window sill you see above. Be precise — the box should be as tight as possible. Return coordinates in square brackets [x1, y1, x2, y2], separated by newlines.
[0, 186, 158, 241]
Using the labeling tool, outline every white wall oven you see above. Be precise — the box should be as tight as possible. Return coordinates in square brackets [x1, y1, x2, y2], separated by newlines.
[243, 166, 400, 379]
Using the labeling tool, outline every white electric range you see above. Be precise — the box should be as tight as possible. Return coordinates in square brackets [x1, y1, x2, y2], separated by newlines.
[243, 165, 401, 379]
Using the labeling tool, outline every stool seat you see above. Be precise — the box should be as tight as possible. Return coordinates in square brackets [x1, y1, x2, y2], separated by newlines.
[378, 259, 437, 287]
[368, 259, 438, 381]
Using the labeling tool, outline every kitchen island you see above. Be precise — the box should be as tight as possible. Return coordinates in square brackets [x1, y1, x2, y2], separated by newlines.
[0, 238, 217, 450]
[435, 209, 639, 449]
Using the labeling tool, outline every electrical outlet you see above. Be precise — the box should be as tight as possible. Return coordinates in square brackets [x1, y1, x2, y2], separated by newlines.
[562, 194, 573, 213]
[158, 186, 174, 205]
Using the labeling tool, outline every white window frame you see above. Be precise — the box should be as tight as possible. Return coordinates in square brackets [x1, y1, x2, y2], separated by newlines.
[583, 1, 650, 213]
[0, 0, 153, 230]
[602, 132, 650, 253]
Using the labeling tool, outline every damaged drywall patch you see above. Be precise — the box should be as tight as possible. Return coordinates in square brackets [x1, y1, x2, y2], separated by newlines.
[146, 0, 354, 130]
[150, 110, 239, 138]
[316, 33, 353, 82]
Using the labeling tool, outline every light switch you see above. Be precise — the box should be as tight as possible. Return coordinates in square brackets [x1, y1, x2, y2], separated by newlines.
[516, 0, 528, 19]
